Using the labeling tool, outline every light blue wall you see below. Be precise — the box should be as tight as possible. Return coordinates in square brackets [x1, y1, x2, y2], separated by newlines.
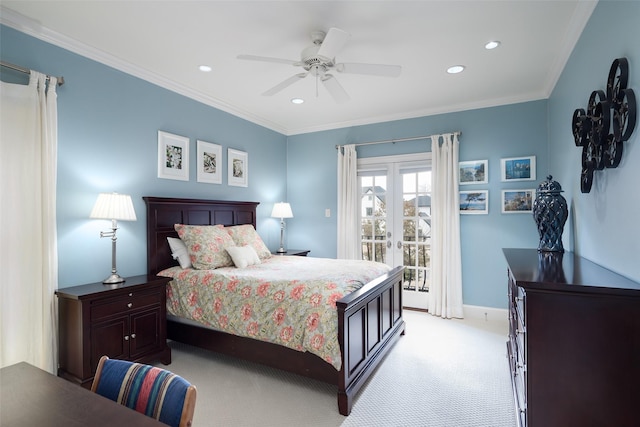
[548, 0, 640, 283]
[3, 0, 637, 306]
[1, 25, 288, 288]
[287, 101, 548, 309]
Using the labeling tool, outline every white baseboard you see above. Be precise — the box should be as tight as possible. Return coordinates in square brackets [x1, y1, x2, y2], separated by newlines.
[463, 304, 508, 323]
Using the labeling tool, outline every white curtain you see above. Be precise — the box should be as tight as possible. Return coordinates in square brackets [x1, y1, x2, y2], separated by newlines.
[429, 133, 463, 319]
[337, 144, 360, 259]
[0, 72, 59, 372]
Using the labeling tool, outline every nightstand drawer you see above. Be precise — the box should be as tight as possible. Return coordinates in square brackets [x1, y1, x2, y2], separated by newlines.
[91, 291, 162, 321]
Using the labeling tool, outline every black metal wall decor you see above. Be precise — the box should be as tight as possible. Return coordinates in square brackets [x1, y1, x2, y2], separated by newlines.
[572, 57, 636, 193]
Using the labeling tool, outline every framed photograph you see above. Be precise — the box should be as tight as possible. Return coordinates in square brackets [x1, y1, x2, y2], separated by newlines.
[502, 189, 535, 213]
[196, 140, 222, 184]
[459, 160, 488, 185]
[459, 190, 489, 214]
[228, 148, 248, 187]
[501, 156, 536, 182]
[158, 131, 189, 181]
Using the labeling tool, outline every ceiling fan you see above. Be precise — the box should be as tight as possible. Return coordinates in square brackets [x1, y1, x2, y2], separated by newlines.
[237, 27, 402, 103]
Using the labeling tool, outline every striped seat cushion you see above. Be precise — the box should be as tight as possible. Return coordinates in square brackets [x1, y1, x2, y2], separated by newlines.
[95, 359, 190, 427]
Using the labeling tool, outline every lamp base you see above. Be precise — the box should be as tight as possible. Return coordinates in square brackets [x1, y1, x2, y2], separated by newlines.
[276, 248, 287, 253]
[102, 273, 126, 284]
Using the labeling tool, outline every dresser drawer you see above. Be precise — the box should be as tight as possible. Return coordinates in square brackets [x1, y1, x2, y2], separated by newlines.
[91, 291, 162, 321]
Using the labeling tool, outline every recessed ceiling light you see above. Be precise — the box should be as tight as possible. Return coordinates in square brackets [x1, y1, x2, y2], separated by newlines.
[485, 41, 501, 50]
[199, 65, 212, 72]
[291, 98, 304, 104]
[447, 65, 465, 74]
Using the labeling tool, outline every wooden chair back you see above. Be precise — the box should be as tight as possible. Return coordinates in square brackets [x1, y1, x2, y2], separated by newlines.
[91, 356, 196, 427]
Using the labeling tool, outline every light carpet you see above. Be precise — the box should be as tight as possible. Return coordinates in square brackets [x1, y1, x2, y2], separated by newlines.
[160, 310, 516, 427]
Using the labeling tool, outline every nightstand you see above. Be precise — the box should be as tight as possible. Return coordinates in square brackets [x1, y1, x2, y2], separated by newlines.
[272, 249, 310, 256]
[56, 274, 171, 388]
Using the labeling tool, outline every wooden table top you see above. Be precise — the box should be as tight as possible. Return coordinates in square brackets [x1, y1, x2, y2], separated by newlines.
[0, 362, 165, 427]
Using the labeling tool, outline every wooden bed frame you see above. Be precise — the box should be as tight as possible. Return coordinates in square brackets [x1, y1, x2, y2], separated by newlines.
[144, 196, 405, 415]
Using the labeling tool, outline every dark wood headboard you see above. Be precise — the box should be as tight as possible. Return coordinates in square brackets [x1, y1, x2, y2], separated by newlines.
[143, 197, 259, 275]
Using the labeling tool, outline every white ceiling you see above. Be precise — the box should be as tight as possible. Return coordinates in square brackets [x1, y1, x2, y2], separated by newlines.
[1, 1, 596, 136]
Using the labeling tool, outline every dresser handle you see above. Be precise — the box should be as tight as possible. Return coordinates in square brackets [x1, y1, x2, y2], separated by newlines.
[124, 335, 129, 341]
[127, 303, 133, 308]
[129, 293, 133, 297]
[131, 333, 136, 339]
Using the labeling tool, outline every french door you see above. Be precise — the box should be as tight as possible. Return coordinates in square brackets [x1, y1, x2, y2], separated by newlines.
[359, 154, 432, 310]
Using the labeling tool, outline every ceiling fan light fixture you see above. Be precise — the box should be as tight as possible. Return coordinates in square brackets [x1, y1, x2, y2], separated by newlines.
[291, 98, 304, 104]
[447, 65, 465, 74]
[485, 41, 501, 50]
[238, 27, 400, 103]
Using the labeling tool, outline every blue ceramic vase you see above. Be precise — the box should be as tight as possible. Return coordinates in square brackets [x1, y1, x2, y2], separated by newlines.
[533, 176, 568, 252]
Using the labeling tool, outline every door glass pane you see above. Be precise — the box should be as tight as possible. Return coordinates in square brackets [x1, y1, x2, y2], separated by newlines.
[403, 219, 415, 241]
[402, 170, 431, 293]
[361, 219, 373, 240]
[374, 219, 386, 239]
[361, 173, 387, 263]
[373, 243, 386, 263]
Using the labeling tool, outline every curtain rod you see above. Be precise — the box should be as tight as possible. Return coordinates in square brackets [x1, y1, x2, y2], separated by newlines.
[1, 60, 65, 86]
[335, 131, 461, 149]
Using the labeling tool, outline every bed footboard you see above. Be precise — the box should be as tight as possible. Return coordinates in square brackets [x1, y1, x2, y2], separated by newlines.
[336, 265, 405, 415]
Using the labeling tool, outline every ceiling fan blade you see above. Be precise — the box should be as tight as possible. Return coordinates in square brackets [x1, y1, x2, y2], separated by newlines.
[237, 54, 298, 66]
[321, 74, 350, 104]
[262, 72, 308, 96]
[336, 62, 402, 77]
[317, 27, 350, 61]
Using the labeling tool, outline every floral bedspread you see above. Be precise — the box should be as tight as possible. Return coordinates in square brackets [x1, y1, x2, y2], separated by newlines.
[158, 256, 391, 370]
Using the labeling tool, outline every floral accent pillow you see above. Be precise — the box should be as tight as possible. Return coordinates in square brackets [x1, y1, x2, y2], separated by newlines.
[174, 224, 235, 269]
[225, 224, 272, 260]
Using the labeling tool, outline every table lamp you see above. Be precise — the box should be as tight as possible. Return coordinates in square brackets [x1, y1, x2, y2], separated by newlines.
[90, 192, 137, 284]
[271, 202, 293, 253]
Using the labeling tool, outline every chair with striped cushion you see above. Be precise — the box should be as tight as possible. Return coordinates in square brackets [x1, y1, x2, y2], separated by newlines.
[91, 356, 197, 427]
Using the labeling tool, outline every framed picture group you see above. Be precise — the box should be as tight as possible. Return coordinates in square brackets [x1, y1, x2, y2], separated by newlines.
[459, 155, 536, 214]
[157, 130, 248, 187]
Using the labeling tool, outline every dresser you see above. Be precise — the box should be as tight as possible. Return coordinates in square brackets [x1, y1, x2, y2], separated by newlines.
[56, 275, 172, 388]
[504, 248, 640, 427]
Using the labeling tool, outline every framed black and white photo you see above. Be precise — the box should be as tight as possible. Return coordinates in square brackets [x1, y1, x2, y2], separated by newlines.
[196, 140, 222, 184]
[501, 156, 536, 182]
[459, 190, 489, 214]
[502, 189, 535, 213]
[459, 160, 488, 184]
[158, 131, 189, 181]
[228, 148, 248, 187]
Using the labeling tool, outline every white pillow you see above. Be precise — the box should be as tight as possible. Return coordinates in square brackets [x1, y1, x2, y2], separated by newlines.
[226, 245, 261, 269]
[167, 237, 191, 269]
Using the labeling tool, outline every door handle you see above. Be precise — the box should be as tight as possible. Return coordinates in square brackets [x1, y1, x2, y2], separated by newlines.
[397, 241, 402, 249]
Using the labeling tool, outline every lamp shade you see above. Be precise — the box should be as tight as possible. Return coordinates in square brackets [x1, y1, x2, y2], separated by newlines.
[90, 193, 137, 221]
[271, 202, 293, 219]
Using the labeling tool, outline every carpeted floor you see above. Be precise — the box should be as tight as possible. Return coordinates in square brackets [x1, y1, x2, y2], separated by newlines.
[160, 310, 516, 426]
